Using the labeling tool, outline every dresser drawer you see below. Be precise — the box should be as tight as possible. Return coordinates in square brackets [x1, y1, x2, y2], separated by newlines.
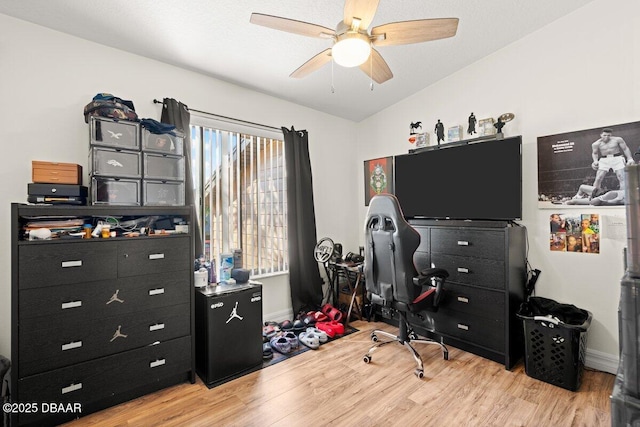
[431, 253, 505, 290]
[439, 282, 504, 320]
[18, 335, 191, 425]
[431, 228, 505, 260]
[435, 310, 504, 352]
[19, 270, 190, 322]
[20, 303, 190, 376]
[19, 242, 117, 289]
[117, 236, 191, 277]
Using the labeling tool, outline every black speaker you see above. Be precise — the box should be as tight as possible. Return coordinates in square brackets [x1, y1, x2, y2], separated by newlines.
[231, 268, 250, 283]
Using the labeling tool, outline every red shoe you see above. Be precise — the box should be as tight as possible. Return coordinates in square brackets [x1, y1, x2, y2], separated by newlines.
[316, 320, 345, 338]
[312, 311, 329, 322]
[321, 304, 343, 323]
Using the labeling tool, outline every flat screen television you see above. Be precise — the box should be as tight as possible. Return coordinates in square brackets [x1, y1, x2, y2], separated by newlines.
[394, 136, 522, 220]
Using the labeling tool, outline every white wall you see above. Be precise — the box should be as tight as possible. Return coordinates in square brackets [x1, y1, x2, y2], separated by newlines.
[0, 14, 358, 358]
[2, 0, 636, 373]
[355, 0, 640, 372]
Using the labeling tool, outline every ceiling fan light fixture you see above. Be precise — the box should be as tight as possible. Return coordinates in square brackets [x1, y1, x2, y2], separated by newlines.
[332, 32, 371, 67]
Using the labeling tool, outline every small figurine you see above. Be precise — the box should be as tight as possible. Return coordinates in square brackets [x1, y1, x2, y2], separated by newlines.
[494, 117, 505, 134]
[468, 113, 477, 135]
[435, 120, 445, 144]
[410, 121, 422, 135]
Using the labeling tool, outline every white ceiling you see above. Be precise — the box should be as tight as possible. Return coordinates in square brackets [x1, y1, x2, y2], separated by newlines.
[0, 0, 594, 122]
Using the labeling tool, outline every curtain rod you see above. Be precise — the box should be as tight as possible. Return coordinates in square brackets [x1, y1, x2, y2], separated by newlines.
[153, 99, 281, 132]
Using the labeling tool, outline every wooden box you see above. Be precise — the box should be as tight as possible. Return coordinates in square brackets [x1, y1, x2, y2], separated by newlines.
[32, 161, 83, 185]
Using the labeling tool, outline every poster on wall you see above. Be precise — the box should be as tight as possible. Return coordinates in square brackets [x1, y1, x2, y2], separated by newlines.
[364, 156, 394, 206]
[549, 212, 600, 254]
[537, 120, 640, 208]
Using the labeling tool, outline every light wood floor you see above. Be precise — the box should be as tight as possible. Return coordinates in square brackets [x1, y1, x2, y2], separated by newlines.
[64, 320, 615, 426]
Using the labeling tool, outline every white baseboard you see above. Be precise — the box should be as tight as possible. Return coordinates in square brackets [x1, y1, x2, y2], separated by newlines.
[585, 348, 619, 374]
[263, 308, 293, 324]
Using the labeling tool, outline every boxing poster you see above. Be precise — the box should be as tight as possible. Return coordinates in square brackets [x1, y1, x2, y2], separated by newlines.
[537, 120, 640, 208]
[364, 156, 393, 206]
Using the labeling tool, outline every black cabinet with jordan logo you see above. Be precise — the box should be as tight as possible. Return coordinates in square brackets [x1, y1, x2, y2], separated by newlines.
[195, 283, 263, 387]
[11, 203, 195, 426]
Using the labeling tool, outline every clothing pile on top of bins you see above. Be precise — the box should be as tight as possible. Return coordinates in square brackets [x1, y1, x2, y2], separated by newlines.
[83, 93, 138, 123]
[519, 296, 589, 325]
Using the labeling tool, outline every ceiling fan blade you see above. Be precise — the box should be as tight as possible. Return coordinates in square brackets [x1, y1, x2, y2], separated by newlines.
[250, 13, 335, 38]
[344, 0, 380, 30]
[359, 48, 393, 84]
[290, 49, 333, 79]
[371, 18, 459, 46]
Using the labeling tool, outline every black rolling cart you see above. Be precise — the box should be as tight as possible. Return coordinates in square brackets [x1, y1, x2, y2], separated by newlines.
[195, 282, 263, 387]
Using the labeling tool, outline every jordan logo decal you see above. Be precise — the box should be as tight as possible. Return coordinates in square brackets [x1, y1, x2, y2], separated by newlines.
[226, 301, 244, 324]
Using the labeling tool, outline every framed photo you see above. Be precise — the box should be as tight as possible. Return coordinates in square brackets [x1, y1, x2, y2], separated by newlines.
[447, 125, 462, 142]
[537, 120, 640, 208]
[478, 118, 496, 136]
[364, 156, 394, 206]
[415, 132, 429, 148]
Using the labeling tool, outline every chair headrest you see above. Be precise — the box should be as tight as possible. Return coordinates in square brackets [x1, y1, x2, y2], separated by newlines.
[366, 194, 408, 230]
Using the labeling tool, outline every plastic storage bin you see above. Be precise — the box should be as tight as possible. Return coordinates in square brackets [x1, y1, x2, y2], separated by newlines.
[143, 153, 185, 181]
[143, 180, 184, 206]
[89, 147, 142, 178]
[517, 296, 592, 391]
[90, 116, 140, 150]
[91, 177, 141, 205]
[621, 273, 640, 398]
[141, 129, 183, 155]
[611, 364, 640, 426]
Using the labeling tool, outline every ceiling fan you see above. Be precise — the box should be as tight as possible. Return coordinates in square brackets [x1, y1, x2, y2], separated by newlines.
[250, 0, 459, 84]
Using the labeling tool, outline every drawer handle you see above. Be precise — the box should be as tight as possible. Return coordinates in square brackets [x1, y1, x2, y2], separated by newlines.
[149, 323, 165, 332]
[62, 341, 82, 351]
[457, 241, 469, 246]
[150, 358, 166, 368]
[457, 267, 469, 274]
[457, 296, 469, 304]
[457, 324, 469, 331]
[61, 260, 82, 268]
[62, 383, 82, 395]
[149, 253, 165, 260]
[149, 288, 165, 296]
[61, 300, 82, 310]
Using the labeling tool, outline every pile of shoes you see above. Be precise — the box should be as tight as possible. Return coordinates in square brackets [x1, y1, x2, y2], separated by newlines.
[262, 303, 348, 359]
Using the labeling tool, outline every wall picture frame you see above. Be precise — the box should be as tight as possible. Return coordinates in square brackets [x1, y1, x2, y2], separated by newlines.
[537, 120, 640, 208]
[478, 118, 496, 136]
[447, 125, 462, 142]
[364, 156, 394, 206]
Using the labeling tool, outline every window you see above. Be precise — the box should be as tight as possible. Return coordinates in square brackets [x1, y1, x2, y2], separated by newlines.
[190, 121, 288, 277]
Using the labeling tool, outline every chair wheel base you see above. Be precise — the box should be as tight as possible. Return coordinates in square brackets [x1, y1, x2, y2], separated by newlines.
[363, 354, 372, 364]
[414, 369, 424, 379]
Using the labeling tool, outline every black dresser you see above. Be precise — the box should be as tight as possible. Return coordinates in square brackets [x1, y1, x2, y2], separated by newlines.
[382, 219, 527, 369]
[10, 204, 195, 426]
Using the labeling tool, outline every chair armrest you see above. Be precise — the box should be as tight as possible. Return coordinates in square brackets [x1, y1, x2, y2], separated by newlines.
[413, 267, 449, 286]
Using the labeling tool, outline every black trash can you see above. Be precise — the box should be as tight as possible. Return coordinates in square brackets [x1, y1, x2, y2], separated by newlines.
[516, 296, 592, 391]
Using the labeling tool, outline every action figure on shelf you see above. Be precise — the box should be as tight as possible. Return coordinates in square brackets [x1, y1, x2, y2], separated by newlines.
[468, 113, 477, 135]
[410, 121, 422, 135]
[435, 119, 445, 144]
[494, 117, 505, 134]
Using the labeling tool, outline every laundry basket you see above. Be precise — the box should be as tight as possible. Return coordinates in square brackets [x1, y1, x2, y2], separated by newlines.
[516, 296, 592, 391]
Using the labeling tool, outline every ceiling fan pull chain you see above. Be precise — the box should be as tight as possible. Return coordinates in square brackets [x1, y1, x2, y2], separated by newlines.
[331, 58, 335, 93]
[369, 52, 374, 91]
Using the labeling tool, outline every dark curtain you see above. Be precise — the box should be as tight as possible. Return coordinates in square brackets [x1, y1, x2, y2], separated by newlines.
[282, 126, 323, 315]
[161, 98, 203, 255]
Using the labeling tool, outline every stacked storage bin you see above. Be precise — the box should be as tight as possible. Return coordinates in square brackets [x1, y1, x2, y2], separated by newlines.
[611, 164, 640, 425]
[88, 117, 186, 206]
[141, 126, 185, 206]
[88, 116, 142, 205]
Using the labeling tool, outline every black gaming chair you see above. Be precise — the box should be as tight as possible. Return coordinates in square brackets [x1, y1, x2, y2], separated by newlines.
[362, 194, 449, 378]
